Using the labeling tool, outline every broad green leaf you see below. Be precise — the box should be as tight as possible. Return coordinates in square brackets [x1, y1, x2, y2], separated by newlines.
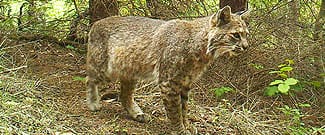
[269, 71, 281, 74]
[270, 80, 284, 85]
[280, 66, 293, 72]
[278, 73, 288, 78]
[278, 84, 290, 93]
[213, 89, 223, 97]
[212, 87, 233, 97]
[284, 78, 298, 85]
[265, 86, 278, 96]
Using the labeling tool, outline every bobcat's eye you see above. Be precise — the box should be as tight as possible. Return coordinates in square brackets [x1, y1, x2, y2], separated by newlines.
[232, 33, 241, 39]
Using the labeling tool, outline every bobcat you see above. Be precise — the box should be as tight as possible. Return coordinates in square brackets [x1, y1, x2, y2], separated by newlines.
[86, 6, 249, 134]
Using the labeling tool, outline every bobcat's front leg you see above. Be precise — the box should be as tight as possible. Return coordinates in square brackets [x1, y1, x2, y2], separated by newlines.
[181, 87, 190, 128]
[160, 81, 190, 134]
[120, 80, 150, 123]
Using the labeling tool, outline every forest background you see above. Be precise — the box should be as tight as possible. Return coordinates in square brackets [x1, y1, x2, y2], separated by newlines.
[0, 0, 324, 134]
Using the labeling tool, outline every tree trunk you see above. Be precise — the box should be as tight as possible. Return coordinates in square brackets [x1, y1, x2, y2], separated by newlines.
[89, 0, 119, 24]
[146, 0, 159, 18]
[288, 0, 300, 23]
[314, 0, 325, 41]
[145, 0, 180, 19]
[219, 0, 248, 13]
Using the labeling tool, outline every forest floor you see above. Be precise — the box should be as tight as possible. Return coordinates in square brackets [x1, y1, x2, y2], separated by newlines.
[1, 40, 324, 134]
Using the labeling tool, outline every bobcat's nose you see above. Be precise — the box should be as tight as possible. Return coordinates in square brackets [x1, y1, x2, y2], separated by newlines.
[240, 40, 249, 50]
[242, 44, 248, 50]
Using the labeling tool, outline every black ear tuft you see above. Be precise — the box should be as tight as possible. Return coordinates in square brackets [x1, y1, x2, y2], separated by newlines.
[240, 10, 250, 23]
[235, 10, 245, 15]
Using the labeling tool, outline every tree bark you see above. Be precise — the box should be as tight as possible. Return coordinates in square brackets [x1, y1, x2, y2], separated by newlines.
[219, 0, 248, 13]
[145, 0, 177, 19]
[146, 0, 159, 18]
[89, 0, 119, 24]
[314, 0, 325, 41]
[288, 0, 300, 23]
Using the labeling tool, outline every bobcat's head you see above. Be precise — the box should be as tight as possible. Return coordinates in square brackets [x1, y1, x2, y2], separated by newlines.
[207, 6, 249, 57]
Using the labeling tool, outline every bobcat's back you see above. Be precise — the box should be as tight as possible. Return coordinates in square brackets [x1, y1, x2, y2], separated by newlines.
[87, 17, 165, 81]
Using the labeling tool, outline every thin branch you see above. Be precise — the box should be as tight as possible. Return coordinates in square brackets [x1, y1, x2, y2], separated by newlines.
[72, 0, 80, 17]
[0, 65, 27, 74]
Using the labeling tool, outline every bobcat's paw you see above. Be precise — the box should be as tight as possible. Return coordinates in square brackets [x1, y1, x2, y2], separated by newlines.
[88, 102, 101, 111]
[133, 113, 151, 123]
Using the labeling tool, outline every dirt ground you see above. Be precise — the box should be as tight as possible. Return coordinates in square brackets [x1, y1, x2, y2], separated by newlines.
[3, 40, 324, 135]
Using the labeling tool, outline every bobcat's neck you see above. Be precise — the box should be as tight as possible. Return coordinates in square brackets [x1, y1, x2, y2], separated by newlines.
[190, 17, 214, 64]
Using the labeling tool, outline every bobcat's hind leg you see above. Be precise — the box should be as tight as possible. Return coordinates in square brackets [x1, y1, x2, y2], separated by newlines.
[86, 77, 101, 111]
[120, 80, 150, 123]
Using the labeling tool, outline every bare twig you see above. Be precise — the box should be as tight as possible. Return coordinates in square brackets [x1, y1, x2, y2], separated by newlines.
[0, 65, 27, 74]
[0, 36, 7, 48]
[72, 0, 80, 17]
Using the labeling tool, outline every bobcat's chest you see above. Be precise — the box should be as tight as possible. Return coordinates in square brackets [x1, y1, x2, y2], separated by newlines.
[180, 57, 210, 86]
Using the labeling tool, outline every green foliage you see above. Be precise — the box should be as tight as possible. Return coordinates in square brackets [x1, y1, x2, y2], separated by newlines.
[265, 59, 301, 96]
[269, 59, 294, 79]
[278, 104, 323, 135]
[1, 0, 88, 39]
[278, 105, 303, 125]
[249, 63, 264, 70]
[65, 45, 75, 50]
[211, 86, 234, 97]
[266, 78, 299, 96]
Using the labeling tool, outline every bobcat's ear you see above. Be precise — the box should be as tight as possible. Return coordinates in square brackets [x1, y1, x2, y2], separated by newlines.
[209, 13, 218, 27]
[210, 6, 232, 27]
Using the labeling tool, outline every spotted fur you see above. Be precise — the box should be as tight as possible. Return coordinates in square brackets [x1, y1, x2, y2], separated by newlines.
[86, 6, 249, 134]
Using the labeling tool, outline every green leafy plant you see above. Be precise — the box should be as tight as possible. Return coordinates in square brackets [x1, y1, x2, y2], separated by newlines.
[265, 59, 301, 96]
[249, 63, 264, 70]
[308, 81, 322, 88]
[269, 59, 294, 78]
[278, 104, 323, 134]
[266, 78, 299, 96]
[65, 45, 75, 50]
[211, 86, 234, 97]
[278, 105, 302, 125]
